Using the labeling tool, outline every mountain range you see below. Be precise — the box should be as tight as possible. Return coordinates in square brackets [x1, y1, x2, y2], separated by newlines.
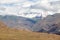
[0, 13, 60, 35]
[0, 15, 37, 30]
[32, 13, 60, 35]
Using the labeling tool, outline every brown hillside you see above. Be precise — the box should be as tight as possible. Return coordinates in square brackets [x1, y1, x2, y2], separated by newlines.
[0, 21, 8, 31]
[0, 21, 60, 40]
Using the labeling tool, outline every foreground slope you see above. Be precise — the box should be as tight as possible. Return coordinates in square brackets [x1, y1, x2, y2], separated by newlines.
[0, 22, 60, 40]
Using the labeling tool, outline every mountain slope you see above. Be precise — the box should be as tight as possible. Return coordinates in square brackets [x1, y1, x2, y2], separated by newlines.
[32, 13, 60, 35]
[0, 21, 60, 40]
[0, 13, 60, 35]
[0, 15, 36, 30]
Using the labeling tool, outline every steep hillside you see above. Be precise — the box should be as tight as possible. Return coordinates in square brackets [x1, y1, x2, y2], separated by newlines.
[0, 22, 60, 40]
[0, 15, 36, 30]
[32, 13, 60, 35]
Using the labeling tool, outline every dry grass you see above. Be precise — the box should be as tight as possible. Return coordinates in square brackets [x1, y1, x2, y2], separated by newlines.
[0, 28, 60, 40]
[0, 22, 60, 40]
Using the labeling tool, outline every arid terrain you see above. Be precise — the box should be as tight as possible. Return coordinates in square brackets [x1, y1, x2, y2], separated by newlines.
[0, 22, 60, 40]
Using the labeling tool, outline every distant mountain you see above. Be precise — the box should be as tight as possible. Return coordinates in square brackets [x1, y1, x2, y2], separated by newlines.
[0, 13, 60, 35]
[32, 13, 60, 35]
[0, 15, 37, 30]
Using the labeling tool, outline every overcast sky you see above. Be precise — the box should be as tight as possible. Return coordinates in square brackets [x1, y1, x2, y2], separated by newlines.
[0, 0, 60, 18]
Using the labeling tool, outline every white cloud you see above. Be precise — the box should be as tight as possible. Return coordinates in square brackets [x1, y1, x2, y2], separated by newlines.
[22, 2, 33, 7]
[0, 0, 60, 18]
[0, 0, 26, 3]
